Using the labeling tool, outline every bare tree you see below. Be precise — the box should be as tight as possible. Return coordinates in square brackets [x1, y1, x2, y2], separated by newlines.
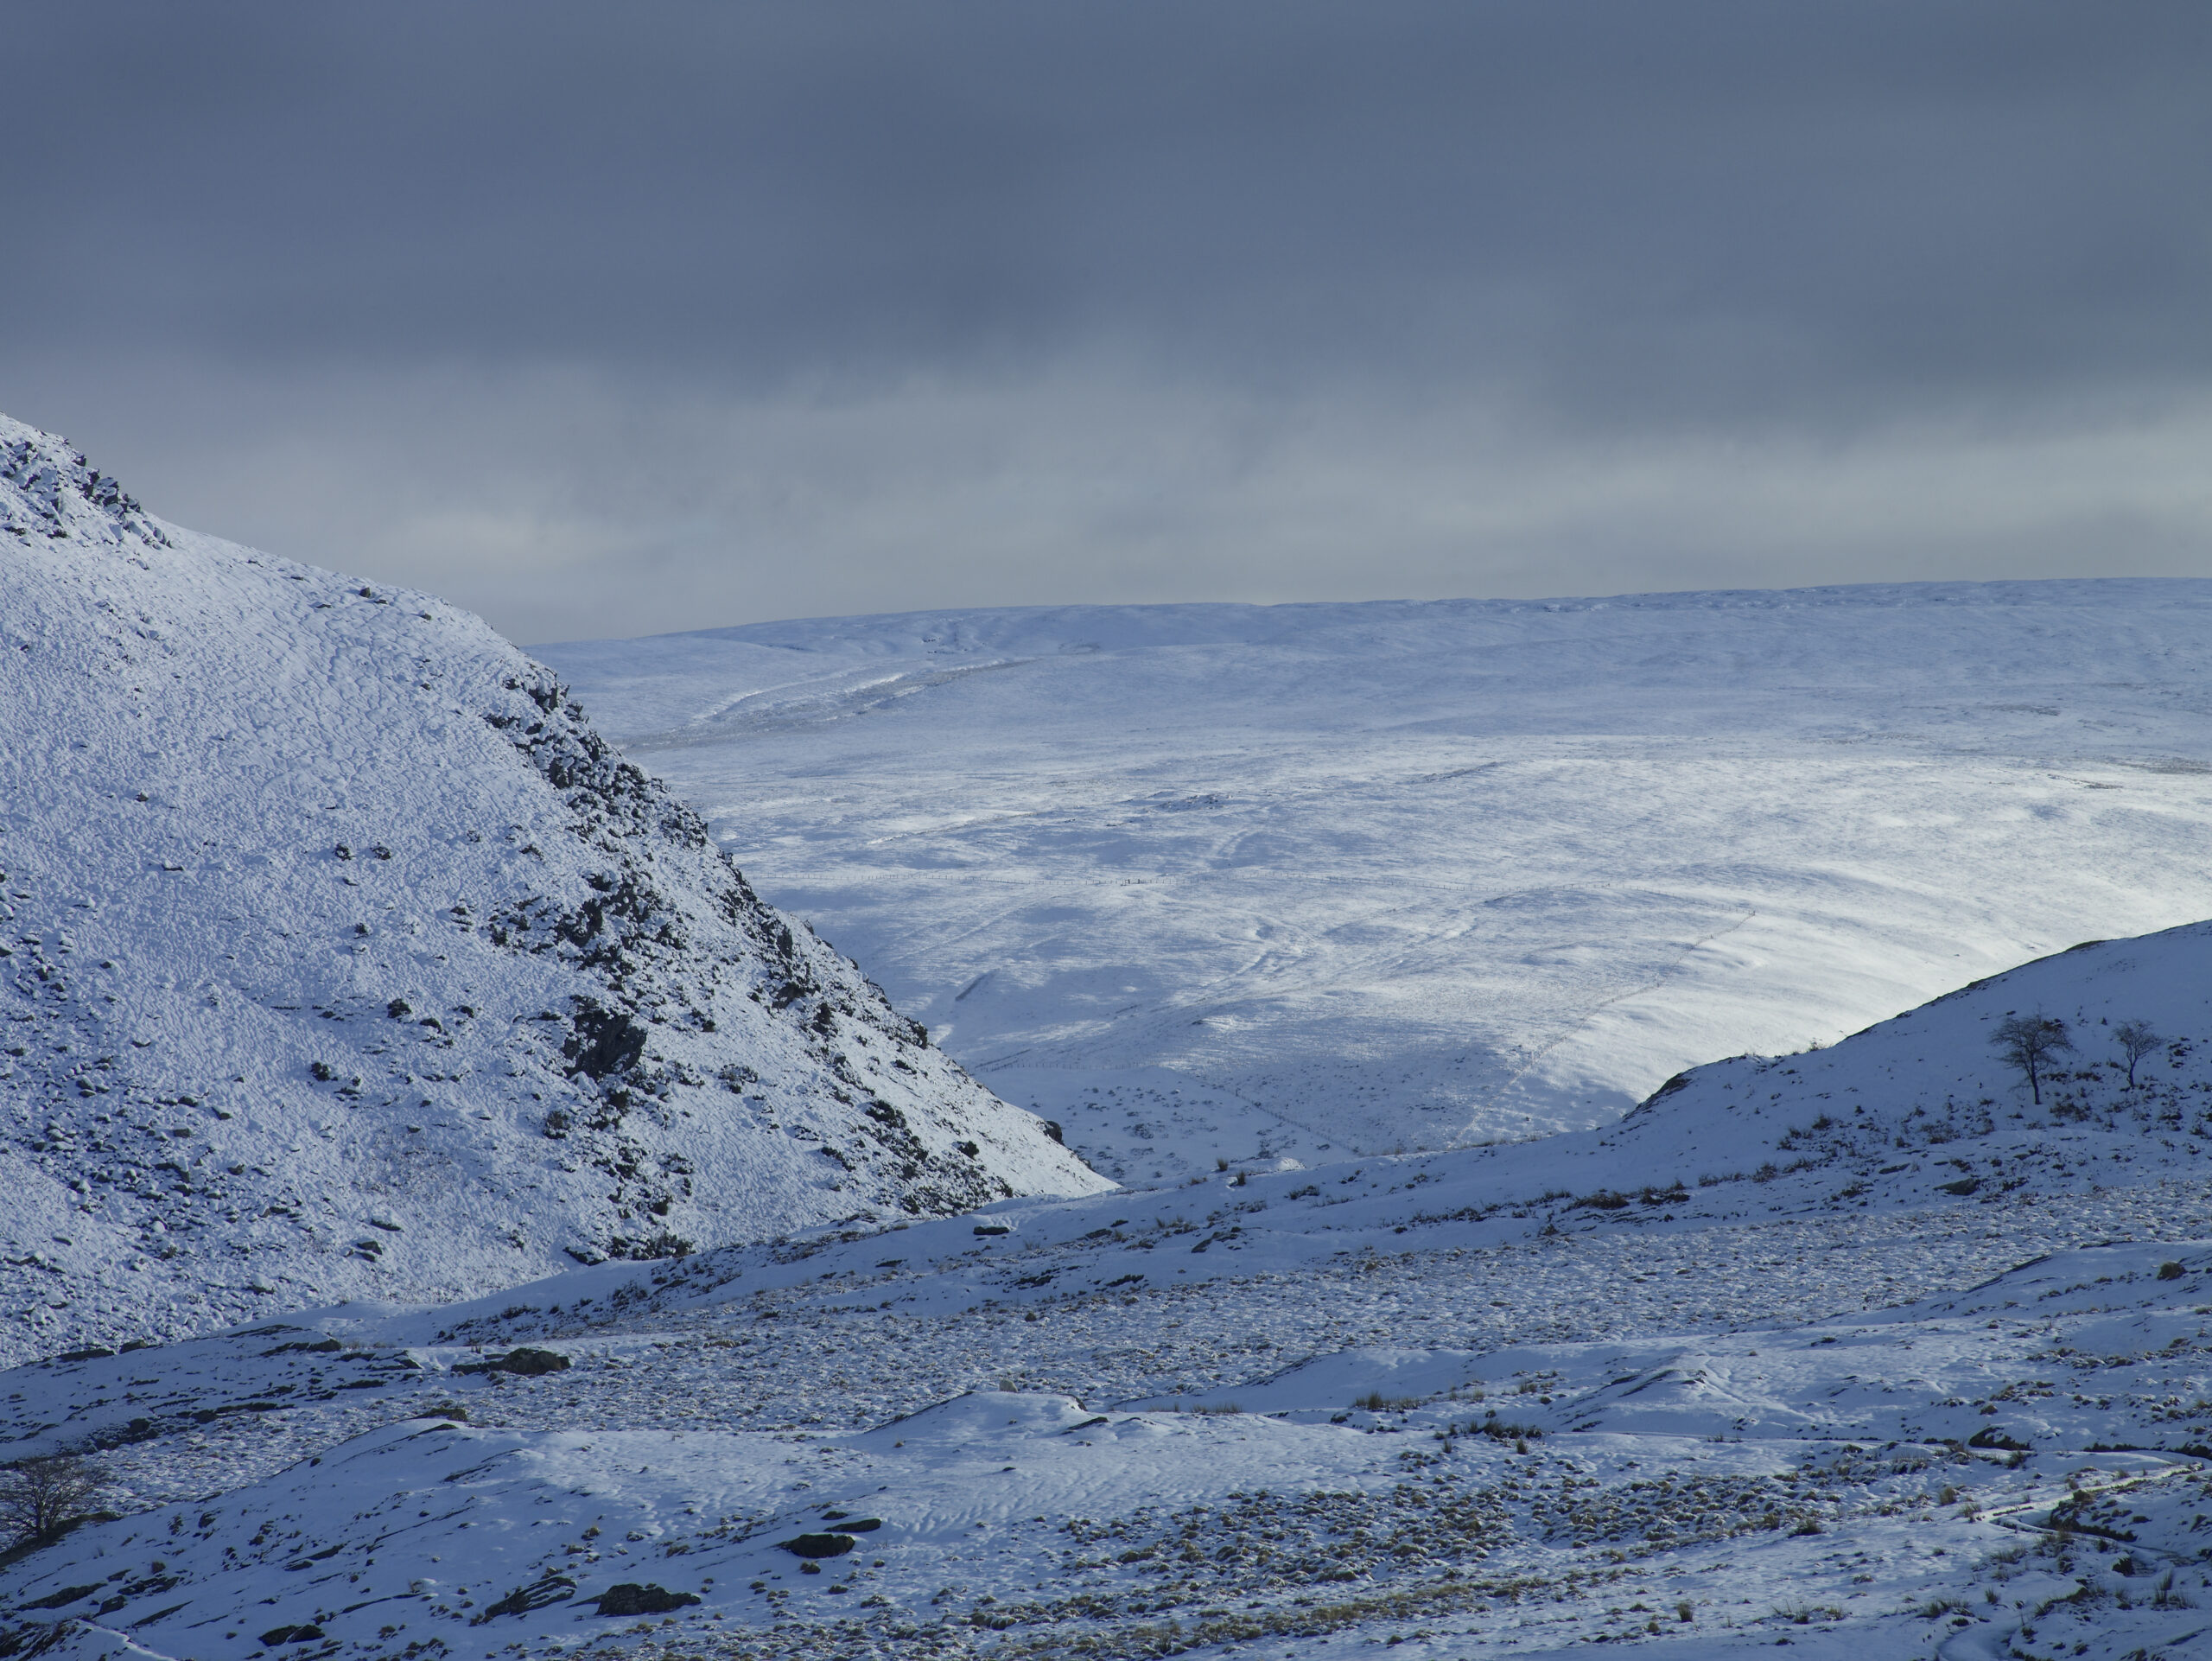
[1992, 1014, 2073, 1105]
[2114, 1020, 2162, 1091]
[0, 1454, 105, 1547]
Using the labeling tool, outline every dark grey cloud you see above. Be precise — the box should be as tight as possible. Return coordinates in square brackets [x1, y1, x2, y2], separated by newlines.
[4, 3, 2209, 640]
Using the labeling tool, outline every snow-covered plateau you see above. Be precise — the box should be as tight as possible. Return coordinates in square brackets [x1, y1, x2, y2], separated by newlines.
[537, 581, 2212, 1164]
[8, 411, 2212, 1660]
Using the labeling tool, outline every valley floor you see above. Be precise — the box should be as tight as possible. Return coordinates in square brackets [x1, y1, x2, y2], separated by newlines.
[6, 1162, 2211, 1661]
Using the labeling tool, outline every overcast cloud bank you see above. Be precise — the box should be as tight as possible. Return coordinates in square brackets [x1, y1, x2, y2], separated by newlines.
[5, 3, 2207, 636]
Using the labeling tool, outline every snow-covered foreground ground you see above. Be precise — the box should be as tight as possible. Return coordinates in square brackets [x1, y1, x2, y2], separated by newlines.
[8, 926, 2212, 1659]
[542, 583, 2212, 1162]
[10, 1201, 2212, 1660]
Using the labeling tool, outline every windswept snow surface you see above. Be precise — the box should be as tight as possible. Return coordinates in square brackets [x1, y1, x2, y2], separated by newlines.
[541, 583, 2212, 1169]
[0, 415, 1103, 1365]
[7, 924, 2212, 1658]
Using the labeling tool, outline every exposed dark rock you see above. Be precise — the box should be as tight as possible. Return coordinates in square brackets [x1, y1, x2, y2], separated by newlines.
[778, 1532, 856, 1559]
[564, 999, 647, 1082]
[455, 1346, 571, 1378]
[590, 1581, 700, 1614]
[478, 1575, 575, 1619]
[18, 1586, 97, 1612]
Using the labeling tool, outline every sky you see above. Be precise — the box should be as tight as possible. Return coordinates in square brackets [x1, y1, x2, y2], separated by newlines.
[4, 2, 2210, 645]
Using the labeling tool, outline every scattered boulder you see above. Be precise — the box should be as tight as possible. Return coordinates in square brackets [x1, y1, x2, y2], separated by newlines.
[455, 1347, 571, 1378]
[590, 1582, 700, 1615]
[778, 1532, 857, 1559]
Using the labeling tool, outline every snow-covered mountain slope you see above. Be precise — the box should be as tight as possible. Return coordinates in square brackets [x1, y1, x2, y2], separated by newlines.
[6, 918, 2212, 1658]
[538, 582, 2212, 1166]
[0, 415, 1104, 1366]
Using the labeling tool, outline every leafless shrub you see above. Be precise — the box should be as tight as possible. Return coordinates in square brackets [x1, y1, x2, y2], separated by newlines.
[1992, 1014, 2073, 1104]
[0, 1454, 106, 1547]
[2114, 1020, 2161, 1089]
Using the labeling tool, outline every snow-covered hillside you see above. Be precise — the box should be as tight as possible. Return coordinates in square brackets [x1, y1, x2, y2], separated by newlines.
[1344, 916, 2212, 1231]
[5, 922, 2212, 1658]
[0, 415, 1104, 1366]
[539, 583, 2212, 1168]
